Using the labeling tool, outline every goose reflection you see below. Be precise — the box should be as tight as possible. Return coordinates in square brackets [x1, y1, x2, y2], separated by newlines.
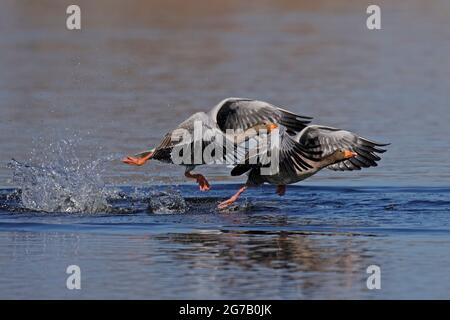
[150, 230, 373, 298]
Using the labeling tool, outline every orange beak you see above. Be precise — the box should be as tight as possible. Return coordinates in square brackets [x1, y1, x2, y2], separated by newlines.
[267, 123, 279, 132]
[343, 150, 358, 159]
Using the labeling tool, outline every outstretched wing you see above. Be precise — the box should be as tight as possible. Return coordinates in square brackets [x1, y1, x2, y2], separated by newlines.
[152, 123, 241, 165]
[210, 97, 312, 133]
[231, 129, 320, 176]
[298, 125, 389, 171]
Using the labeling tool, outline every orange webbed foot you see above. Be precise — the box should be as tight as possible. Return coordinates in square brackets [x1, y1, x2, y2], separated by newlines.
[217, 185, 247, 210]
[218, 198, 236, 210]
[196, 175, 211, 192]
[122, 152, 152, 166]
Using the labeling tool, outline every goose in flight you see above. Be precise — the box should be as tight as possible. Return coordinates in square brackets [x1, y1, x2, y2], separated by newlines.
[122, 97, 312, 191]
[219, 125, 388, 209]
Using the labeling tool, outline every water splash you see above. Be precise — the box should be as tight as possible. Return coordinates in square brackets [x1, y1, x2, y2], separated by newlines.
[148, 187, 188, 214]
[8, 139, 113, 213]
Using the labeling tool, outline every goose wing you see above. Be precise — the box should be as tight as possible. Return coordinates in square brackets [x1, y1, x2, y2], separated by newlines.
[152, 113, 239, 164]
[210, 97, 312, 133]
[297, 125, 389, 171]
[230, 130, 319, 176]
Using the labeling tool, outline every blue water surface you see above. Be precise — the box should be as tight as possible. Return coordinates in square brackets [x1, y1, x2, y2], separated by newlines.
[1, 184, 450, 299]
[1, 0, 450, 300]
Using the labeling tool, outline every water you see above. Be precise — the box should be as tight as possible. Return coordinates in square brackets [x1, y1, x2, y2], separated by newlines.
[7, 139, 114, 213]
[1, 184, 450, 299]
[1, 0, 450, 299]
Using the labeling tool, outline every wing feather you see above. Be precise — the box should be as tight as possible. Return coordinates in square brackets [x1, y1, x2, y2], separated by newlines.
[211, 98, 312, 133]
[297, 125, 388, 171]
[230, 130, 320, 176]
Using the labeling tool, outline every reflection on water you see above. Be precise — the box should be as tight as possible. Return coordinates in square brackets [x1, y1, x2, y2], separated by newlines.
[2, 227, 450, 299]
[154, 231, 369, 296]
[149, 226, 368, 298]
[1, 185, 450, 299]
[0, 230, 372, 299]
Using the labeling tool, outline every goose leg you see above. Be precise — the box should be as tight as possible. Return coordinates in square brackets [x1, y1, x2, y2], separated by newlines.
[218, 185, 248, 209]
[276, 185, 286, 196]
[122, 151, 153, 166]
[185, 170, 211, 192]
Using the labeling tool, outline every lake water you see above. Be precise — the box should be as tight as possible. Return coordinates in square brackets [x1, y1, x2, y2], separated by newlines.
[1, 0, 450, 299]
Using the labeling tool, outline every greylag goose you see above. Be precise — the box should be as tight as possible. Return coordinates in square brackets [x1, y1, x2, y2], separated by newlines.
[122, 97, 312, 191]
[218, 125, 388, 209]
